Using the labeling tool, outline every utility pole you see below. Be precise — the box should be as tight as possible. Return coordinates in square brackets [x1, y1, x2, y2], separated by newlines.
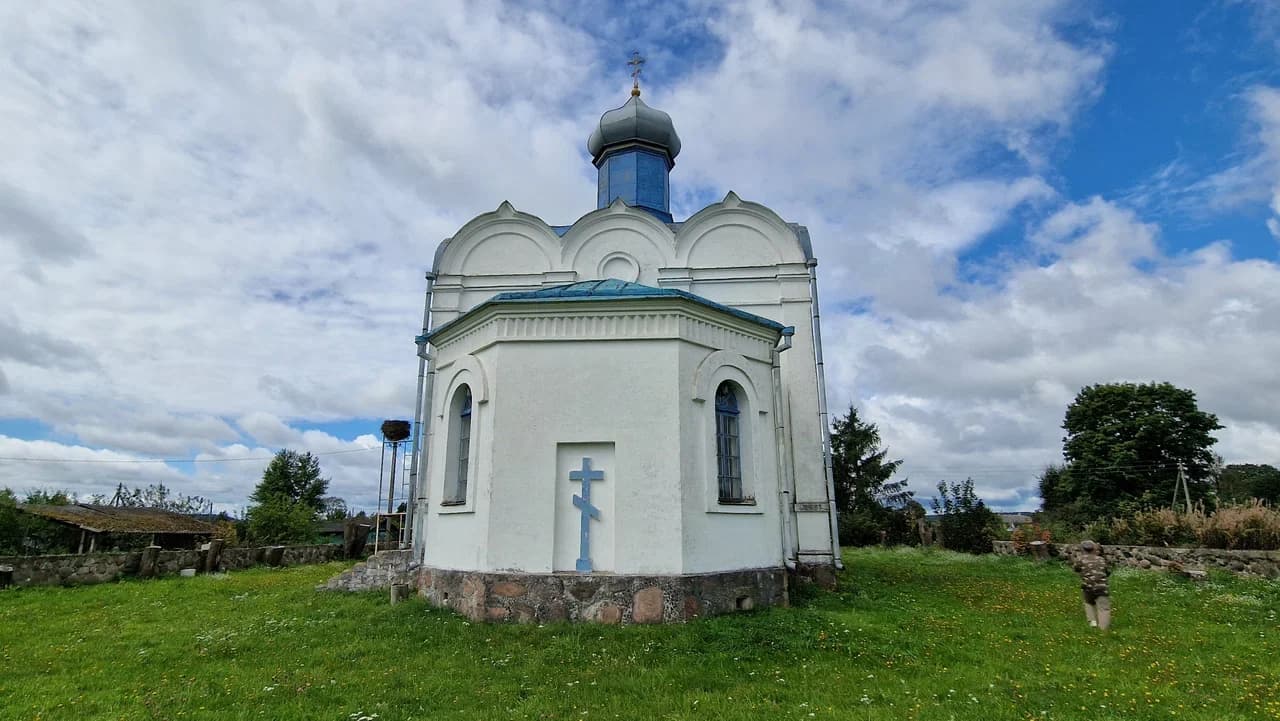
[1173, 462, 1193, 513]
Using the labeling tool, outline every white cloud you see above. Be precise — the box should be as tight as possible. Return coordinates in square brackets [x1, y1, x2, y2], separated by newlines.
[0, 424, 387, 513]
[831, 198, 1280, 507]
[0, 1, 1276, 514]
[1120, 83, 1280, 238]
[1248, 85, 1280, 239]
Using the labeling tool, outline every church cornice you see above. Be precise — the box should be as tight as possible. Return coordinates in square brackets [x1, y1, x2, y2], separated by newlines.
[428, 299, 780, 361]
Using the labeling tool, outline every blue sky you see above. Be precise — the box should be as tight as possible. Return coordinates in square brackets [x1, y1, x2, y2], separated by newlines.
[2, 0, 1279, 513]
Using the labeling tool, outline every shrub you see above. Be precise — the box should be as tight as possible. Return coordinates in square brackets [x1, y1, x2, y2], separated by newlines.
[839, 507, 884, 547]
[1194, 500, 1280, 550]
[839, 505, 922, 547]
[1100, 501, 1280, 550]
[245, 495, 318, 545]
[213, 520, 240, 547]
[1010, 523, 1051, 554]
[932, 479, 1002, 554]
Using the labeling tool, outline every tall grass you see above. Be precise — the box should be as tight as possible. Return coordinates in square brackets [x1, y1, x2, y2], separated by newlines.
[1096, 500, 1280, 550]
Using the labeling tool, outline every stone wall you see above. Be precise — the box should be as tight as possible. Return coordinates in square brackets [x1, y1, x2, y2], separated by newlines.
[318, 550, 414, 592]
[0, 544, 345, 588]
[414, 566, 788, 624]
[281, 545, 344, 567]
[992, 541, 1280, 578]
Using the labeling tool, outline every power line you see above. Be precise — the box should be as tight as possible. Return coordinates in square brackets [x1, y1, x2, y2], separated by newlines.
[0, 446, 378, 464]
[901, 461, 1187, 474]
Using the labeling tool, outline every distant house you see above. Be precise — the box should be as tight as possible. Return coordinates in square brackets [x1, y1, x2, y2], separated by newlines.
[18, 504, 217, 552]
[922, 512, 1036, 533]
[998, 513, 1034, 532]
[317, 520, 344, 544]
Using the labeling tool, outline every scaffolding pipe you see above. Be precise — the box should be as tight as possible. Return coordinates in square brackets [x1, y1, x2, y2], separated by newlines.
[406, 271, 436, 561]
[807, 259, 843, 570]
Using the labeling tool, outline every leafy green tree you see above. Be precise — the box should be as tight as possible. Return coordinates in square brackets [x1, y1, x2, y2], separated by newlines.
[244, 450, 330, 544]
[1217, 464, 1280, 504]
[1049, 382, 1223, 521]
[1037, 464, 1095, 527]
[246, 494, 319, 545]
[24, 489, 73, 505]
[320, 496, 349, 521]
[931, 479, 1002, 554]
[0, 488, 75, 555]
[250, 450, 329, 512]
[0, 488, 26, 555]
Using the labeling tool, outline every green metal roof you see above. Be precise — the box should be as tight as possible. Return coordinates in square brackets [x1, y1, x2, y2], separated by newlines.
[423, 279, 786, 342]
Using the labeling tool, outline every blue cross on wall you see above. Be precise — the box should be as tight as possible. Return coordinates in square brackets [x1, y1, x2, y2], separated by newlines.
[569, 457, 604, 573]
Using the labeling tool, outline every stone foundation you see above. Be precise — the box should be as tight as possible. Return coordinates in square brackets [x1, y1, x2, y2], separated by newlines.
[416, 566, 788, 624]
[318, 550, 415, 592]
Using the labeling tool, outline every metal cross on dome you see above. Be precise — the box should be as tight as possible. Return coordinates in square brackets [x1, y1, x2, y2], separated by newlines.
[628, 51, 645, 93]
[570, 457, 604, 573]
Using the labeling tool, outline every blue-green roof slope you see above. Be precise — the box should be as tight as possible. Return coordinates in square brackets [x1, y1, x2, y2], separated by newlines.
[423, 279, 786, 342]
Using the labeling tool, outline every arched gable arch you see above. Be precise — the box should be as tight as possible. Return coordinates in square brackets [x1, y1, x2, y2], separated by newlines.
[692, 350, 764, 410]
[434, 201, 561, 276]
[676, 191, 807, 268]
[560, 198, 677, 283]
[435, 355, 491, 419]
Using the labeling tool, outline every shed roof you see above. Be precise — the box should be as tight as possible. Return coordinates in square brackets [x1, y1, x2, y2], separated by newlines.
[18, 504, 218, 535]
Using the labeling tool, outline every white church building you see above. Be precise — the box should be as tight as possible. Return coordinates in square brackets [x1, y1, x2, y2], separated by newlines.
[404, 83, 841, 623]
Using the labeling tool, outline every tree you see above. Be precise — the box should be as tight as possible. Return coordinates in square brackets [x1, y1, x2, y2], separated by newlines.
[319, 496, 349, 521]
[90, 483, 213, 514]
[245, 450, 330, 544]
[23, 489, 73, 505]
[830, 406, 915, 546]
[246, 495, 319, 545]
[0, 488, 27, 555]
[1218, 464, 1280, 505]
[249, 450, 329, 512]
[1037, 464, 1095, 527]
[0, 488, 75, 555]
[1049, 382, 1223, 521]
[931, 478, 1002, 554]
[831, 406, 908, 512]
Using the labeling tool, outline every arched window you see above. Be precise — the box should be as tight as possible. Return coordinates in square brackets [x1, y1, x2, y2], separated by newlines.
[444, 385, 472, 505]
[715, 382, 743, 502]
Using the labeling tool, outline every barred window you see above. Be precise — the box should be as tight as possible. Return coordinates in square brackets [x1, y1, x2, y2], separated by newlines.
[444, 385, 472, 505]
[715, 382, 743, 503]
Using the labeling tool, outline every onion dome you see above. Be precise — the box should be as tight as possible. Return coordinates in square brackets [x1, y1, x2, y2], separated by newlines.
[586, 93, 681, 168]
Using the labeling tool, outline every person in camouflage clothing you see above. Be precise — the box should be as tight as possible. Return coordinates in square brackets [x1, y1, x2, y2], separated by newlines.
[1073, 540, 1111, 630]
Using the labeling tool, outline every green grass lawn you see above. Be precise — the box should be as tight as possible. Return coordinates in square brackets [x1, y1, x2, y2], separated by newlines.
[1, 547, 1277, 721]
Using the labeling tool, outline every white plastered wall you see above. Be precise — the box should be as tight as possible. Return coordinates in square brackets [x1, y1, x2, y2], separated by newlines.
[420, 350, 494, 570]
[422, 192, 837, 567]
[419, 301, 785, 575]
[678, 343, 784, 573]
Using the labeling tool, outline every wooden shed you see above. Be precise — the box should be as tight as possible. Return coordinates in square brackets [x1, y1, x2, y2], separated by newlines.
[18, 504, 218, 552]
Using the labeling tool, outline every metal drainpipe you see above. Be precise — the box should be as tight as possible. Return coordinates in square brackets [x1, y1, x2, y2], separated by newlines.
[406, 272, 436, 561]
[772, 327, 797, 569]
[807, 259, 844, 570]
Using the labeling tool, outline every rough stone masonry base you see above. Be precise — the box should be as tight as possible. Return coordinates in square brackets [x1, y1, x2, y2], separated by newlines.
[417, 567, 789, 624]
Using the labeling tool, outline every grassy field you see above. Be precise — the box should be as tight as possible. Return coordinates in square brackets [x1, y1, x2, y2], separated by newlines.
[1, 548, 1277, 721]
